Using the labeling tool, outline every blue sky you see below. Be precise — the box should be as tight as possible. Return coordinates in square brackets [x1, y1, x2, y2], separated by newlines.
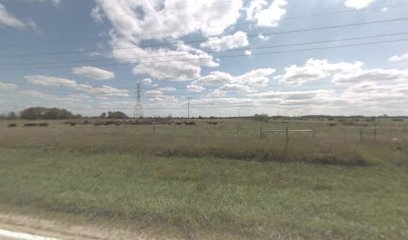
[1, 0, 408, 117]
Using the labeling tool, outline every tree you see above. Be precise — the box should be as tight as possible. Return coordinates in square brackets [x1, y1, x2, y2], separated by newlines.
[20, 107, 74, 120]
[43, 108, 73, 119]
[20, 107, 45, 120]
[107, 111, 128, 119]
[100, 112, 107, 118]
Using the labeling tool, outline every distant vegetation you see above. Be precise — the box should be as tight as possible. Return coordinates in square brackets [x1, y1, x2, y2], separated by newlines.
[253, 113, 269, 122]
[19, 107, 79, 120]
[0, 107, 129, 120]
[100, 111, 129, 119]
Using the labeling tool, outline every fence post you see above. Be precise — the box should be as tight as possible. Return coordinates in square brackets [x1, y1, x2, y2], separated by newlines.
[213, 125, 216, 137]
[236, 125, 240, 138]
[284, 127, 289, 161]
[173, 125, 176, 136]
[194, 124, 197, 137]
[153, 125, 156, 135]
[374, 128, 377, 139]
[260, 127, 263, 139]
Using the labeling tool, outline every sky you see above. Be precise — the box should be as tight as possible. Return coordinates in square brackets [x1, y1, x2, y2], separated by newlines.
[0, 0, 408, 117]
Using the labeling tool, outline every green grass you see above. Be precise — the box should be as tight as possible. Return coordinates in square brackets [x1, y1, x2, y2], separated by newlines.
[0, 119, 408, 239]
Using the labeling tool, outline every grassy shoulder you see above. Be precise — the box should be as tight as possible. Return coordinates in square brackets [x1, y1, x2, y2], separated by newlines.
[0, 147, 407, 239]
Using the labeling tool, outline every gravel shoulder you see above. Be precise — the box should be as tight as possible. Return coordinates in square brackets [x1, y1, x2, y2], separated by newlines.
[0, 212, 171, 240]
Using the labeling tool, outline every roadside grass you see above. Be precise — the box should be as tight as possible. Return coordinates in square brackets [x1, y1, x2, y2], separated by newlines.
[0, 119, 407, 239]
[0, 147, 407, 239]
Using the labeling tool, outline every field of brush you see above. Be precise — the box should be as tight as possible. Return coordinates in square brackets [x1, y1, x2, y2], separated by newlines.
[0, 118, 407, 239]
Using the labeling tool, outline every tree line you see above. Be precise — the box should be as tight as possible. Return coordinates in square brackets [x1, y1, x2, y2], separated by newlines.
[0, 107, 129, 120]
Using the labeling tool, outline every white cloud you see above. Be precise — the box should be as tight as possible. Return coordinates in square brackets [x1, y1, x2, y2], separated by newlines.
[24, 75, 128, 97]
[220, 83, 253, 93]
[72, 66, 115, 80]
[250, 89, 335, 107]
[20, 90, 61, 101]
[200, 31, 249, 51]
[111, 38, 218, 81]
[245, 50, 252, 55]
[85, 85, 129, 97]
[186, 84, 205, 93]
[25, 75, 78, 88]
[156, 87, 176, 92]
[332, 68, 408, 84]
[251, 89, 331, 100]
[389, 53, 408, 62]
[0, 3, 26, 29]
[0, 82, 18, 90]
[342, 81, 408, 104]
[141, 78, 153, 85]
[195, 71, 234, 86]
[145, 89, 178, 103]
[281, 58, 364, 85]
[344, 0, 376, 9]
[246, 0, 288, 27]
[145, 90, 164, 97]
[207, 89, 228, 98]
[91, 6, 103, 23]
[191, 97, 254, 107]
[281, 58, 408, 86]
[133, 60, 202, 81]
[238, 68, 276, 87]
[0, 1, 60, 29]
[27, 0, 61, 6]
[93, 0, 243, 81]
[192, 68, 275, 96]
[195, 68, 275, 87]
[93, 0, 243, 39]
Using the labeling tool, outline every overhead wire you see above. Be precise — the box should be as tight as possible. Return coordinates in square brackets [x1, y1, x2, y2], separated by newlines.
[2, 30, 408, 70]
[1, 36, 407, 72]
[2, 5, 407, 114]
[1, 14, 408, 60]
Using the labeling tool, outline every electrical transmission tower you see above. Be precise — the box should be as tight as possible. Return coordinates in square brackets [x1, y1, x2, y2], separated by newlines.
[133, 82, 143, 118]
[187, 97, 191, 119]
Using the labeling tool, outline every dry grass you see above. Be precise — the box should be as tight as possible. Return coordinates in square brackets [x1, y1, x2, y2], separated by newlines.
[1, 118, 406, 166]
[0, 118, 407, 239]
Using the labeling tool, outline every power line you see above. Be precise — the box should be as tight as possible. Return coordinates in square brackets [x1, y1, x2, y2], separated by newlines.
[1, 36, 408, 72]
[1, 16, 408, 60]
[4, 2, 403, 59]
[95, 16, 408, 49]
[3, 30, 408, 69]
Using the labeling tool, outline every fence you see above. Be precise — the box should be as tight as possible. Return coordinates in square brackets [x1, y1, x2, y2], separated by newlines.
[260, 127, 315, 160]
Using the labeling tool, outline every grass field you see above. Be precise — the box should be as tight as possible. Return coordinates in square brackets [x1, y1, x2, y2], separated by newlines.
[0, 118, 407, 239]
